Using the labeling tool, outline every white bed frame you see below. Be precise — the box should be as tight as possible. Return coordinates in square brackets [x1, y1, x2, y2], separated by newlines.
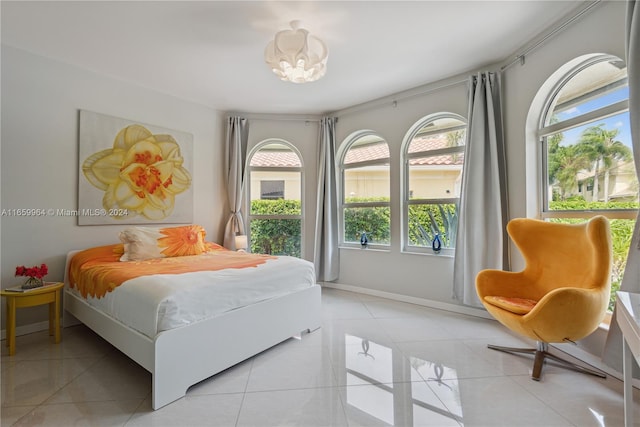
[62, 251, 322, 410]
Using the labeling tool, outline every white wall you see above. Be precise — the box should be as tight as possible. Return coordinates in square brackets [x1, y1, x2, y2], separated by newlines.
[332, 78, 468, 303]
[0, 1, 628, 342]
[504, 0, 627, 270]
[501, 1, 627, 357]
[1, 46, 226, 328]
[325, 1, 626, 307]
[244, 118, 320, 262]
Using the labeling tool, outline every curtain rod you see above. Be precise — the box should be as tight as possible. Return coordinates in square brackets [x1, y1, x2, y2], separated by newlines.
[227, 113, 322, 122]
[501, 0, 602, 72]
[332, 77, 468, 118]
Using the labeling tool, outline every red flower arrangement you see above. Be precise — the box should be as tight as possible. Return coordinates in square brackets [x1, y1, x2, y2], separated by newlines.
[15, 264, 48, 280]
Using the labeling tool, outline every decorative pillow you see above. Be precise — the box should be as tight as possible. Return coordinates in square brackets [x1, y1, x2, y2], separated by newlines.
[483, 296, 538, 315]
[119, 225, 208, 261]
[205, 241, 226, 252]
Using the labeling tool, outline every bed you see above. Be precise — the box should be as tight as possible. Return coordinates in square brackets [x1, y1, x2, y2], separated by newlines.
[62, 225, 321, 410]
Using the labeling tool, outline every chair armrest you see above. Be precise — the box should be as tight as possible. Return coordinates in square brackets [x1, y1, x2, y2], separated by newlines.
[530, 286, 608, 320]
[524, 286, 609, 342]
[476, 270, 536, 300]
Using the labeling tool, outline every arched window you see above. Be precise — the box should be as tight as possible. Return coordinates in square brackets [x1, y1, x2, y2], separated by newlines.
[538, 54, 637, 310]
[338, 131, 390, 248]
[247, 139, 303, 257]
[401, 114, 466, 255]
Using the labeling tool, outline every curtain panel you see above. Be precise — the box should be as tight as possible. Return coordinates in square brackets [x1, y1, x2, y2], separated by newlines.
[223, 116, 249, 250]
[313, 117, 340, 282]
[603, 0, 640, 375]
[453, 71, 510, 307]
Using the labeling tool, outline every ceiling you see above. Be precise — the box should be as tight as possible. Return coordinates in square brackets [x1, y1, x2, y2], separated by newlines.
[1, 1, 586, 115]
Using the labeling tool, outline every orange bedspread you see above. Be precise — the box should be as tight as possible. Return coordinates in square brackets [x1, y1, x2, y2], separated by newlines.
[69, 244, 275, 299]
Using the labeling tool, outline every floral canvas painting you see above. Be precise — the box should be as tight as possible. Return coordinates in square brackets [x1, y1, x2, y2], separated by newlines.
[78, 110, 193, 225]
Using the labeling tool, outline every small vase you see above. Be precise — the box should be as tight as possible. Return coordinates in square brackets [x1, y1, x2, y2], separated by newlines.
[432, 233, 442, 254]
[21, 277, 44, 290]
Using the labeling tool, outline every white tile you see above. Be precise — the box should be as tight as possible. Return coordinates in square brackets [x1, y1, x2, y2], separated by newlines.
[339, 382, 460, 427]
[463, 335, 538, 376]
[375, 317, 454, 343]
[246, 343, 337, 392]
[513, 370, 638, 427]
[11, 400, 142, 427]
[329, 337, 413, 387]
[321, 287, 365, 304]
[44, 350, 151, 404]
[435, 310, 513, 340]
[187, 359, 252, 396]
[127, 393, 243, 426]
[1, 289, 634, 427]
[322, 300, 374, 320]
[397, 340, 506, 380]
[0, 405, 37, 426]
[361, 299, 440, 320]
[430, 376, 574, 426]
[1, 325, 114, 362]
[1, 357, 99, 406]
[322, 318, 395, 348]
[237, 387, 348, 427]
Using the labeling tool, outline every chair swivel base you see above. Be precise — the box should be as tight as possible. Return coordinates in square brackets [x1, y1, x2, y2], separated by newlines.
[487, 342, 606, 381]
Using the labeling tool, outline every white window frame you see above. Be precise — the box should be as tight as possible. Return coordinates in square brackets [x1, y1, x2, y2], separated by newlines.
[246, 139, 304, 256]
[400, 113, 467, 256]
[337, 130, 391, 249]
[536, 54, 638, 316]
[539, 54, 635, 221]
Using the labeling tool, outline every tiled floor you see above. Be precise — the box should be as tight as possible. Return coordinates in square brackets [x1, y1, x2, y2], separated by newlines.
[2, 287, 638, 426]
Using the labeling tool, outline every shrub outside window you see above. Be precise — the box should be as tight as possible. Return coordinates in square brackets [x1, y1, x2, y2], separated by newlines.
[339, 131, 390, 248]
[247, 140, 303, 257]
[540, 55, 637, 311]
[402, 114, 466, 255]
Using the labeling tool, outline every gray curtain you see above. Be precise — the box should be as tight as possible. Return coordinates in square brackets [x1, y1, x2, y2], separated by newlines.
[313, 117, 340, 282]
[603, 0, 640, 374]
[223, 116, 249, 250]
[453, 72, 510, 307]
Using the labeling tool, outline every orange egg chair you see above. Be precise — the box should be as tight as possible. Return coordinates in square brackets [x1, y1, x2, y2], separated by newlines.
[476, 215, 612, 380]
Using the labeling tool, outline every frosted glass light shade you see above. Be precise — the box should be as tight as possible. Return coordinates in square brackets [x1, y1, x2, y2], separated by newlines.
[265, 20, 328, 83]
[235, 235, 248, 250]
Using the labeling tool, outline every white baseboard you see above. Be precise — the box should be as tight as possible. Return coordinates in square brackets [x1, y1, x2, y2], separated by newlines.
[1, 319, 53, 341]
[320, 281, 493, 320]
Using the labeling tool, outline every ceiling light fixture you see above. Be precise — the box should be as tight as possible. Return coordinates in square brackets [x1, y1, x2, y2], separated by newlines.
[264, 20, 328, 83]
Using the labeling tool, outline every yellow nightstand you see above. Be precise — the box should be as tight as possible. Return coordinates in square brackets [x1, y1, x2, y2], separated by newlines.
[1, 282, 63, 355]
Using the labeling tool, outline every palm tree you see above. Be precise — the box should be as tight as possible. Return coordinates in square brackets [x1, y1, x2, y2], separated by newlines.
[446, 130, 466, 163]
[576, 124, 632, 202]
[546, 131, 565, 200]
[554, 145, 590, 199]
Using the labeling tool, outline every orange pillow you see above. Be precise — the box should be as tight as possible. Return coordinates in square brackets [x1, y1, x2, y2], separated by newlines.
[119, 225, 208, 261]
[483, 296, 538, 315]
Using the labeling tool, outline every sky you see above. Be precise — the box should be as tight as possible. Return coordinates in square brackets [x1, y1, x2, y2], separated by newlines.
[555, 86, 632, 149]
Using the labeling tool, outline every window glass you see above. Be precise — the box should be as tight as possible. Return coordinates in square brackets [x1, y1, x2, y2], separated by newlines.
[248, 141, 302, 257]
[403, 115, 466, 253]
[544, 111, 637, 209]
[340, 133, 390, 247]
[540, 56, 637, 311]
[545, 58, 628, 127]
[260, 180, 284, 200]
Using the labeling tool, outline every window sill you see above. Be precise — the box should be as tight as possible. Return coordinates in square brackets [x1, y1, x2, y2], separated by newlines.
[401, 249, 455, 258]
[598, 311, 613, 332]
[339, 245, 390, 253]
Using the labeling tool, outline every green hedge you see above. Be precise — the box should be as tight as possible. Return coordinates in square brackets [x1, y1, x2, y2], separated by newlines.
[549, 199, 638, 311]
[250, 199, 301, 256]
[250, 198, 636, 311]
[408, 203, 458, 248]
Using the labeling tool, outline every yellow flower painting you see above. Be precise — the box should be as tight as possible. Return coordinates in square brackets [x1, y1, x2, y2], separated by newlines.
[78, 111, 193, 225]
